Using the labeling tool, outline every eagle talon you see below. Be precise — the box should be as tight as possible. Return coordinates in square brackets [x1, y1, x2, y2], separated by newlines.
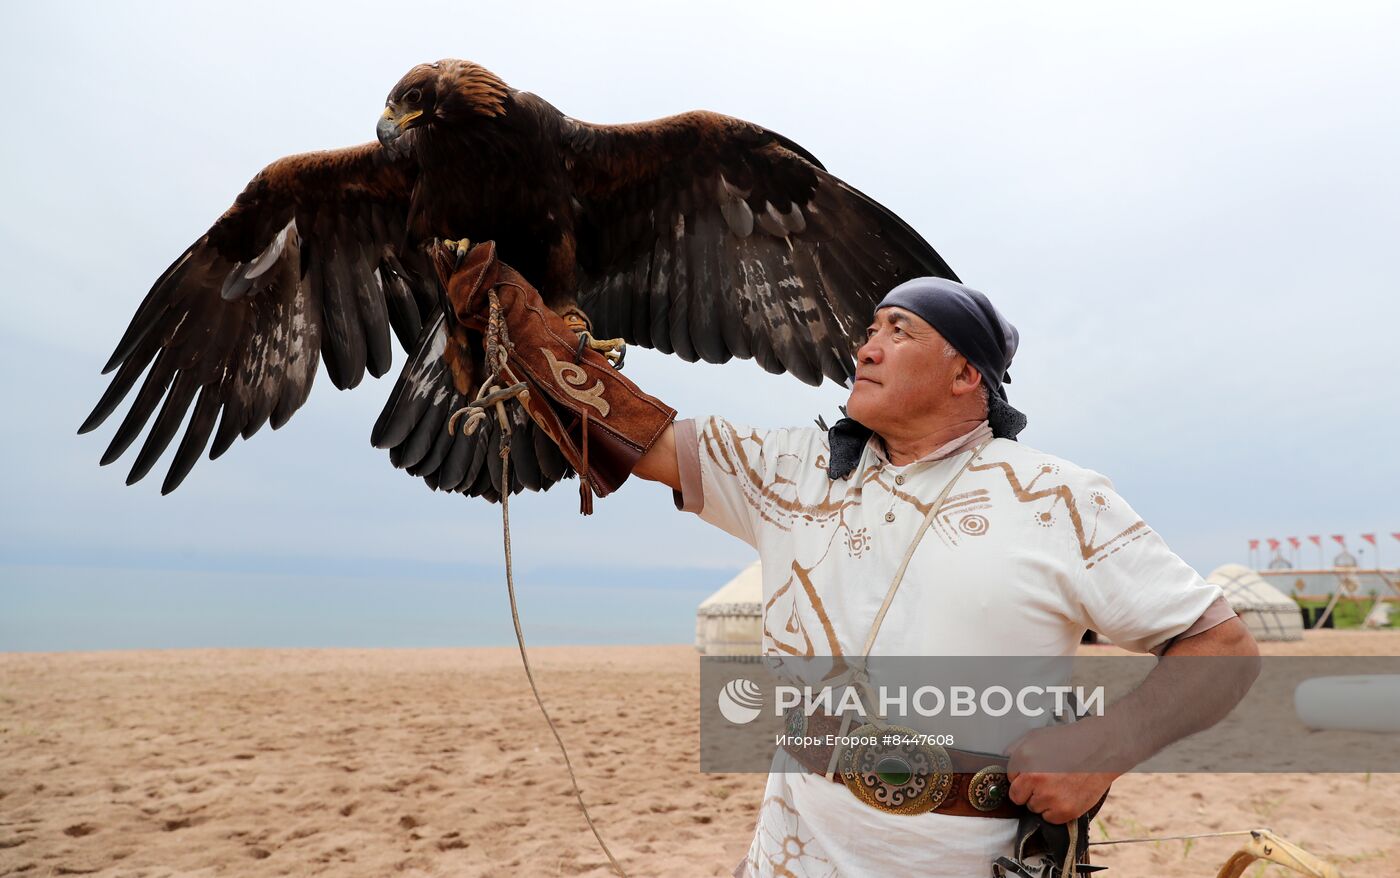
[580, 332, 626, 370]
[559, 307, 625, 369]
[439, 238, 472, 267]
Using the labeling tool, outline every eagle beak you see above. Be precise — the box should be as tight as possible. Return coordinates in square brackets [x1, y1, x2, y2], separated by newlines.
[376, 105, 424, 147]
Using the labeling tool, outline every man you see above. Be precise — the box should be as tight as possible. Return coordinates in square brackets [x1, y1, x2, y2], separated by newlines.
[434, 243, 1260, 877]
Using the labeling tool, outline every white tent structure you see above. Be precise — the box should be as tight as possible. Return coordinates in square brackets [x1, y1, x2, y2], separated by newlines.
[696, 561, 763, 659]
[1207, 563, 1305, 641]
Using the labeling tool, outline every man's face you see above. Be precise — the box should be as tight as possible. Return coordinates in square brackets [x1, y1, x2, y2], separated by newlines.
[846, 306, 971, 435]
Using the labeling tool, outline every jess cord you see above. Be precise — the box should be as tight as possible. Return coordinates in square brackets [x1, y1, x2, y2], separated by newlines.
[773, 683, 1106, 719]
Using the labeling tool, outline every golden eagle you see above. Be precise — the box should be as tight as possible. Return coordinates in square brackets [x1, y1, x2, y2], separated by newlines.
[81, 59, 958, 500]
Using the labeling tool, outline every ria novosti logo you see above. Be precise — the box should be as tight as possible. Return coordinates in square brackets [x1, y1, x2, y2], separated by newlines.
[715, 678, 1107, 725]
[717, 678, 764, 724]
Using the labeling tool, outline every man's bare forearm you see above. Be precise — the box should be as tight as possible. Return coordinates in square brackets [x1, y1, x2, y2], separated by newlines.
[1105, 617, 1261, 766]
[633, 422, 680, 491]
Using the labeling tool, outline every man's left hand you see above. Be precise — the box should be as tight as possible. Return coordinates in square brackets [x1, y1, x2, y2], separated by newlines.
[1005, 716, 1128, 824]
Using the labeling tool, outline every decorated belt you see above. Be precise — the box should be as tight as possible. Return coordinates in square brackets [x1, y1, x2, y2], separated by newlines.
[782, 707, 1025, 819]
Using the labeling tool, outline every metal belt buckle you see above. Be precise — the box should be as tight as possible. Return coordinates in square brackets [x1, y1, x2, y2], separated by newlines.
[969, 764, 1010, 812]
[784, 704, 808, 738]
[839, 723, 953, 815]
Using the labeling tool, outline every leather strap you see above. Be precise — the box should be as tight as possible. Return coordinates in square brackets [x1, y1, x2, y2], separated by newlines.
[797, 441, 1029, 821]
[783, 709, 1026, 820]
[859, 440, 990, 657]
[817, 440, 990, 782]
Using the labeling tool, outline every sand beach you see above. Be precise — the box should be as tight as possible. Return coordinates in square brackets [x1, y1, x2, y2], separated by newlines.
[3, 632, 1399, 877]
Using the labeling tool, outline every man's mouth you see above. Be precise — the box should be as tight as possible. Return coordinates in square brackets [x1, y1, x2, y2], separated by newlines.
[855, 375, 880, 386]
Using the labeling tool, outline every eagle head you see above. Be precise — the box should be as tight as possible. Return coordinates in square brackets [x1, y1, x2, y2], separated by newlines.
[377, 60, 510, 148]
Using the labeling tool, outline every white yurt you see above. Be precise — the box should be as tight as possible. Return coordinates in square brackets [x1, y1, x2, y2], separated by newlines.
[1206, 563, 1305, 641]
[696, 561, 763, 659]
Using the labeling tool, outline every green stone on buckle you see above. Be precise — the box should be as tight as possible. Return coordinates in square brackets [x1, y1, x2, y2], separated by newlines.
[875, 756, 912, 787]
[969, 766, 1009, 811]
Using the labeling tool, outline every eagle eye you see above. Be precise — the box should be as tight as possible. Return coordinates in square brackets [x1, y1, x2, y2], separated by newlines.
[403, 88, 423, 104]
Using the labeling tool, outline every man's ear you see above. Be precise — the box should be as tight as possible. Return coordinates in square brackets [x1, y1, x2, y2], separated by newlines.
[949, 359, 983, 398]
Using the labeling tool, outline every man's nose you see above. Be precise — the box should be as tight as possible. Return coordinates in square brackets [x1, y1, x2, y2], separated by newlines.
[857, 338, 881, 364]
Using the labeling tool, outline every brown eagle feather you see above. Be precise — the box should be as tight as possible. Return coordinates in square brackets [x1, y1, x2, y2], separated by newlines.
[83, 59, 958, 500]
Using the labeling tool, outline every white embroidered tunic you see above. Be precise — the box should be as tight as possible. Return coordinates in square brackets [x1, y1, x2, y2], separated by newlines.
[674, 417, 1227, 878]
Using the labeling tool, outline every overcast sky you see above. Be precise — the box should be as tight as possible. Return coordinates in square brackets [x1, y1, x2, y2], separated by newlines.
[3, 1, 1397, 650]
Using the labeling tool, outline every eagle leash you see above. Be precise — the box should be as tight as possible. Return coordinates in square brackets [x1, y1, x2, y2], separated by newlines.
[450, 292, 628, 877]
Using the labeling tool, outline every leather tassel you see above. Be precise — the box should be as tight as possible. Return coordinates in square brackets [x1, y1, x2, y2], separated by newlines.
[578, 410, 594, 515]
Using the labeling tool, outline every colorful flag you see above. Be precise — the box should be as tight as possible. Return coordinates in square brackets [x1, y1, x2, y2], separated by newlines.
[1362, 534, 1377, 545]
[1333, 535, 1346, 546]
[1393, 533, 1400, 542]
[1288, 537, 1300, 549]
[1309, 535, 1322, 547]
[1267, 538, 1280, 551]
[1249, 539, 1259, 550]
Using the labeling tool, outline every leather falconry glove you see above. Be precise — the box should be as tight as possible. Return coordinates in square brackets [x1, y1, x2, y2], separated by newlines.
[429, 239, 676, 513]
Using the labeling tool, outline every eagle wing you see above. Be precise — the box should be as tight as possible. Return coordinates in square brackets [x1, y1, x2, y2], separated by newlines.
[562, 110, 959, 386]
[80, 141, 439, 493]
[368, 311, 572, 502]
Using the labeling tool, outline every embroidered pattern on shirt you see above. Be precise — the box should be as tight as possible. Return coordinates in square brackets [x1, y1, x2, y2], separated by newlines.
[932, 489, 994, 547]
[968, 458, 1149, 569]
[844, 527, 871, 558]
[747, 795, 838, 878]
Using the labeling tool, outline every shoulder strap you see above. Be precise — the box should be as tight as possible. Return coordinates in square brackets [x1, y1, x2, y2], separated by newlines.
[859, 439, 991, 658]
[821, 440, 992, 780]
